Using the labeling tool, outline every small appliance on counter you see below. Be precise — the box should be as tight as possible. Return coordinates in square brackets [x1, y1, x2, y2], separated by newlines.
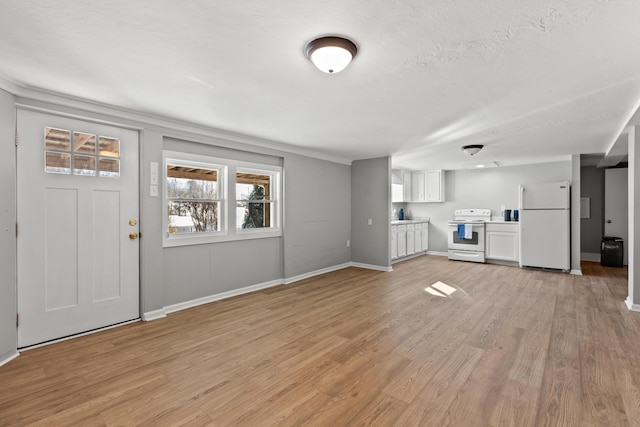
[503, 209, 512, 221]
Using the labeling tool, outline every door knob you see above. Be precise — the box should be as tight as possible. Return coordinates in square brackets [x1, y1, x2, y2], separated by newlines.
[129, 219, 137, 226]
[606, 220, 612, 223]
[129, 232, 138, 240]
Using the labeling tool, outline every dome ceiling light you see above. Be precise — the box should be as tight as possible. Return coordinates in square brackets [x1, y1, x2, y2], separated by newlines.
[461, 144, 484, 156]
[305, 36, 358, 74]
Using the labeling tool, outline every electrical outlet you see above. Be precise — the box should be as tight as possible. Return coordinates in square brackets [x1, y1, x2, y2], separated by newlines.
[347, 240, 350, 247]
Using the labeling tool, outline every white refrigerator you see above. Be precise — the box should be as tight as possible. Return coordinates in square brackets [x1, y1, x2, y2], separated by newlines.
[519, 181, 570, 271]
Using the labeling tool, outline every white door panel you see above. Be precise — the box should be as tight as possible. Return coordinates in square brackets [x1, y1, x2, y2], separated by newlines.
[17, 110, 140, 347]
[520, 182, 570, 209]
[519, 209, 570, 270]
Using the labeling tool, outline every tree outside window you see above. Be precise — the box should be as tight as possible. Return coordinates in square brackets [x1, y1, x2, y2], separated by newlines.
[166, 165, 220, 234]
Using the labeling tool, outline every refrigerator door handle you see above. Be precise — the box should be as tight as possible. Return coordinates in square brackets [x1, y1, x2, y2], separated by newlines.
[519, 186, 524, 210]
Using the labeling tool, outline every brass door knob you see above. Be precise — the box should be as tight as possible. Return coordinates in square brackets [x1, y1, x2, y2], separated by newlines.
[129, 232, 138, 240]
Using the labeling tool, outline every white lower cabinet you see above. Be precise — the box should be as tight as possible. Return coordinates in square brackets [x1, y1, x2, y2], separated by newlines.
[485, 223, 520, 262]
[392, 221, 429, 261]
[397, 224, 407, 258]
[391, 225, 398, 260]
[406, 224, 415, 255]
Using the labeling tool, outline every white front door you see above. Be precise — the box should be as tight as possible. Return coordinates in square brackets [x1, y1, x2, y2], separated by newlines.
[604, 168, 628, 265]
[17, 110, 140, 348]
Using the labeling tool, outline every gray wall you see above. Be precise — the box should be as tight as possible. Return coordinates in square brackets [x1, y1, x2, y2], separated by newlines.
[0, 89, 16, 362]
[581, 166, 604, 253]
[351, 157, 391, 268]
[283, 153, 351, 278]
[407, 161, 572, 253]
[3, 96, 351, 326]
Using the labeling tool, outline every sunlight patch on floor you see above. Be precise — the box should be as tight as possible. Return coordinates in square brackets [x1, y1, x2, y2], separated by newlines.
[424, 281, 457, 297]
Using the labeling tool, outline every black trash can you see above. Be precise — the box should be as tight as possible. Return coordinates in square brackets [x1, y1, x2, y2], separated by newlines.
[601, 236, 624, 267]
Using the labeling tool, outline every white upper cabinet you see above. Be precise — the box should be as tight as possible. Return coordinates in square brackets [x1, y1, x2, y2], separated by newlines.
[411, 171, 426, 202]
[392, 170, 412, 202]
[426, 170, 445, 202]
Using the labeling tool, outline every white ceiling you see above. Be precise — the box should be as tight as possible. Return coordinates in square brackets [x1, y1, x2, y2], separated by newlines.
[1, 0, 640, 170]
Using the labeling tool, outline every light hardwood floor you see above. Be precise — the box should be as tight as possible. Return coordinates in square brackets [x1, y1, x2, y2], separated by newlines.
[0, 256, 637, 426]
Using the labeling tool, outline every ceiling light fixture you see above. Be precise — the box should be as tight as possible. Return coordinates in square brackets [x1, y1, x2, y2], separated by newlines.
[305, 36, 358, 74]
[461, 144, 484, 156]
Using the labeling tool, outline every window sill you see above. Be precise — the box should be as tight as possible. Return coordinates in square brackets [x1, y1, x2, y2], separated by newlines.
[163, 229, 282, 248]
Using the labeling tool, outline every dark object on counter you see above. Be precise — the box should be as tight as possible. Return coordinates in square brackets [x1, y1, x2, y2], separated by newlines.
[513, 209, 519, 221]
[504, 209, 512, 221]
[399, 208, 404, 220]
[601, 236, 623, 267]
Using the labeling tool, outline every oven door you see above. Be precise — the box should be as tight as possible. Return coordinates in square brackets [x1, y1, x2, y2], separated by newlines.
[447, 222, 485, 251]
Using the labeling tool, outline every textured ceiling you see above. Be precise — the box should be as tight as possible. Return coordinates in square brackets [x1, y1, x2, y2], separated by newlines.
[1, 0, 640, 170]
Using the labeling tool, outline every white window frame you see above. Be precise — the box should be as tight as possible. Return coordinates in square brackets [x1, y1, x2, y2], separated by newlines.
[163, 150, 282, 247]
[235, 166, 281, 235]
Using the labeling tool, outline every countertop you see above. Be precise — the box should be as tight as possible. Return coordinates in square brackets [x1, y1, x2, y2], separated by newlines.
[391, 219, 430, 225]
[485, 220, 520, 224]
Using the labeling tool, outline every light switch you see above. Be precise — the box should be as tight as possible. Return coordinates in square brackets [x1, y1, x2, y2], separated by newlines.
[150, 162, 159, 174]
[150, 185, 158, 197]
[150, 173, 159, 185]
[367, 218, 372, 225]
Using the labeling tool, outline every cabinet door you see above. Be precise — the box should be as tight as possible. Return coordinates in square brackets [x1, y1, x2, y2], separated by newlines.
[391, 170, 403, 203]
[406, 230, 415, 255]
[402, 171, 412, 202]
[426, 170, 444, 202]
[398, 227, 407, 257]
[411, 172, 425, 202]
[414, 223, 422, 253]
[391, 227, 398, 260]
[486, 229, 519, 261]
[421, 223, 429, 251]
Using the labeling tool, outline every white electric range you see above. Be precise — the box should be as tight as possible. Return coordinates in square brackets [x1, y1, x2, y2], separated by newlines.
[447, 208, 491, 263]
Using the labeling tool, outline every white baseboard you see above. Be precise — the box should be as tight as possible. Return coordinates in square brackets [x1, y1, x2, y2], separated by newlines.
[284, 263, 351, 285]
[570, 269, 583, 276]
[426, 250, 448, 257]
[350, 262, 393, 272]
[164, 279, 284, 315]
[0, 350, 19, 367]
[581, 252, 601, 262]
[625, 297, 640, 312]
[142, 309, 167, 321]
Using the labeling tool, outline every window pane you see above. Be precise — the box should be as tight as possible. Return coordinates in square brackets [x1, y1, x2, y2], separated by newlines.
[73, 132, 96, 154]
[45, 151, 71, 174]
[45, 127, 71, 151]
[167, 165, 218, 199]
[236, 172, 271, 201]
[99, 136, 120, 157]
[168, 201, 219, 234]
[99, 158, 120, 178]
[236, 201, 272, 229]
[74, 155, 96, 176]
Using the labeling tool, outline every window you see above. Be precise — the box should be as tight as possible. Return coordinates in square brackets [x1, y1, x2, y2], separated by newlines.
[163, 151, 281, 247]
[166, 164, 222, 235]
[44, 127, 120, 177]
[236, 170, 276, 230]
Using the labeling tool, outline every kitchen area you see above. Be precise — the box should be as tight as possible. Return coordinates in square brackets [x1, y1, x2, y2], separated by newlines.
[390, 161, 575, 272]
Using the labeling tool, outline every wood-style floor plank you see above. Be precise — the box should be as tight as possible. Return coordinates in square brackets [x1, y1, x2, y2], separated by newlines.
[0, 257, 638, 426]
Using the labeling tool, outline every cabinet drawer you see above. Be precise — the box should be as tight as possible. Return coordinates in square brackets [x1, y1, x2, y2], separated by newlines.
[407, 223, 415, 230]
[486, 223, 519, 232]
